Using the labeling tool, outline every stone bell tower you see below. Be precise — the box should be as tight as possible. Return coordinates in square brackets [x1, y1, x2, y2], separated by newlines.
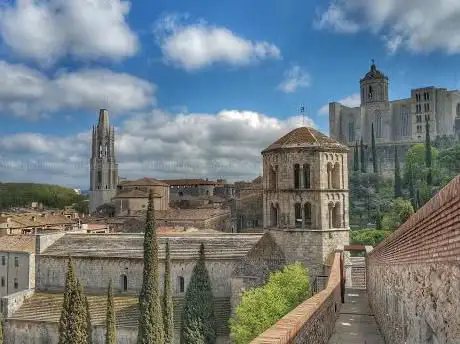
[89, 109, 118, 214]
[262, 126, 350, 276]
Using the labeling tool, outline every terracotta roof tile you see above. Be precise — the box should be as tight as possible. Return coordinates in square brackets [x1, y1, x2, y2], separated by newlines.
[161, 179, 217, 186]
[263, 127, 348, 153]
[119, 178, 169, 187]
[0, 235, 36, 253]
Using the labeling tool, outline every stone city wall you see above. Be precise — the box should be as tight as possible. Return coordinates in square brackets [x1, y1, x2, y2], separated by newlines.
[367, 175, 460, 344]
[250, 251, 342, 344]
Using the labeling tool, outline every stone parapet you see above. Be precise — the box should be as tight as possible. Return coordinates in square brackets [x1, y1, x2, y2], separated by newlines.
[367, 175, 460, 344]
[250, 252, 342, 344]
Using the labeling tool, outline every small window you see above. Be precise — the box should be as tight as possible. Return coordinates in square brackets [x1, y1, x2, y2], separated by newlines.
[416, 115, 422, 123]
[121, 274, 128, 292]
[1, 256, 5, 266]
[417, 125, 423, 134]
[14, 257, 19, 267]
[14, 278, 18, 289]
[1, 277, 4, 287]
[178, 276, 185, 293]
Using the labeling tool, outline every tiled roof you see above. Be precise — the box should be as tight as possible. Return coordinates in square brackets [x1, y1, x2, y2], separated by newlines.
[0, 235, 36, 253]
[3, 214, 75, 228]
[41, 233, 262, 259]
[156, 208, 230, 220]
[9, 292, 231, 334]
[361, 63, 388, 81]
[113, 189, 161, 199]
[262, 127, 349, 153]
[119, 178, 169, 187]
[161, 179, 217, 186]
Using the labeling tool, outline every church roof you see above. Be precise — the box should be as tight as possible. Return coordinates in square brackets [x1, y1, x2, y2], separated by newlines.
[112, 189, 161, 199]
[361, 63, 388, 81]
[262, 126, 349, 153]
[119, 177, 169, 187]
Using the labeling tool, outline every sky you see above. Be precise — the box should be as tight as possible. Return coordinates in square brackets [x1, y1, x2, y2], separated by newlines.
[1, 0, 460, 189]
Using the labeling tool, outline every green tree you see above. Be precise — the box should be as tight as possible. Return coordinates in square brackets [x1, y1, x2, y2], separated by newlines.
[425, 116, 433, 185]
[163, 241, 174, 344]
[181, 243, 216, 344]
[350, 229, 392, 246]
[353, 141, 359, 172]
[230, 263, 310, 344]
[105, 280, 116, 344]
[394, 146, 403, 198]
[382, 198, 414, 231]
[58, 258, 88, 344]
[0, 316, 4, 344]
[403, 144, 439, 185]
[85, 297, 93, 344]
[360, 137, 366, 173]
[407, 162, 417, 210]
[437, 142, 460, 175]
[371, 123, 378, 174]
[137, 191, 164, 344]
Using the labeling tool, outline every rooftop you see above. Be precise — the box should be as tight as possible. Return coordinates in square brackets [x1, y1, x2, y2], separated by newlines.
[0, 235, 36, 253]
[119, 178, 169, 187]
[0, 213, 75, 228]
[113, 189, 161, 199]
[361, 63, 388, 82]
[262, 127, 349, 153]
[161, 178, 217, 186]
[41, 233, 262, 259]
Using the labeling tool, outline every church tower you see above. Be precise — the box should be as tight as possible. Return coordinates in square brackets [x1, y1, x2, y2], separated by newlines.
[89, 109, 118, 214]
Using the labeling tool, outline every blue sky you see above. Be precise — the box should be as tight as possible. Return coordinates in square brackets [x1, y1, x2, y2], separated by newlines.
[1, 0, 460, 188]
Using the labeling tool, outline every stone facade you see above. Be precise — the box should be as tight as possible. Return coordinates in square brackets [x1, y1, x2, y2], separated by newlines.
[329, 63, 460, 175]
[90, 109, 119, 213]
[367, 175, 460, 344]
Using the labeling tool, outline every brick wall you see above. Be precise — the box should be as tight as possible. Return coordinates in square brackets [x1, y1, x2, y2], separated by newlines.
[250, 251, 342, 344]
[367, 175, 460, 344]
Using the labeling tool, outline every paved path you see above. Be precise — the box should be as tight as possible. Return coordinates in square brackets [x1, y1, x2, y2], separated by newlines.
[328, 289, 385, 344]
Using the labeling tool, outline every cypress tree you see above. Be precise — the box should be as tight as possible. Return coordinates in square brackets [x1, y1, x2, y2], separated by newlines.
[425, 116, 433, 185]
[137, 190, 164, 344]
[163, 240, 174, 344]
[105, 280, 116, 344]
[86, 297, 93, 344]
[416, 189, 422, 210]
[360, 137, 366, 173]
[181, 243, 216, 344]
[376, 206, 382, 230]
[353, 141, 359, 172]
[371, 123, 378, 174]
[0, 316, 4, 344]
[408, 163, 417, 210]
[58, 258, 88, 344]
[394, 146, 403, 198]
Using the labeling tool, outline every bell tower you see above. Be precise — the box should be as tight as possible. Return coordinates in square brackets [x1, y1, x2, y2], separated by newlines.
[360, 60, 389, 104]
[89, 109, 118, 214]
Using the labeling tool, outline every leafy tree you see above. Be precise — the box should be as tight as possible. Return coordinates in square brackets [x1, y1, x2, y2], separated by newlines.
[437, 142, 460, 177]
[58, 258, 88, 344]
[353, 141, 359, 172]
[138, 191, 164, 344]
[403, 144, 439, 185]
[230, 263, 310, 344]
[105, 280, 116, 344]
[407, 162, 417, 210]
[382, 198, 414, 231]
[74, 200, 90, 215]
[95, 203, 116, 217]
[375, 207, 383, 230]
[181, 244, 216, 344]
[163, 241, 174, 344]
[425, 116, 433, 185]
[86, 297, 93, 344]
[360, 137, 366, 173]
[394, 146, 403, 198]
[371, 123, 378, 174]
[350, 229, 392, 247]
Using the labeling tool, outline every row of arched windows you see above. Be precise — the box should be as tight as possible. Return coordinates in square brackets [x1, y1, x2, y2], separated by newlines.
[327, 163, 341, 189]
[293, 164, 311, 189]
[294, 202, 313, 228]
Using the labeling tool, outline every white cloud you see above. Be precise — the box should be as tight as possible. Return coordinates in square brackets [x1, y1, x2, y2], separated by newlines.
[154, 14, 281, 71]
[0, 60, 156, 118]
[277, 65, 311, 93]
[0, 109, 315, 187]
[318, 93, 360, 115]
[0, 0, 138, 64]
[316, 0, 460, 54]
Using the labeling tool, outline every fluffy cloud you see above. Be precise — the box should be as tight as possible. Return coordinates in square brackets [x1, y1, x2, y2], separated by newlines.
[277, 65, 311, 93]
[315, 0, 460, 54]
[0, 109, 315, 187]
[0, 0, 138, 64]
[318, 93, 360, 115]
[0, 60, 156, 118]
[154, 14, 281, 71]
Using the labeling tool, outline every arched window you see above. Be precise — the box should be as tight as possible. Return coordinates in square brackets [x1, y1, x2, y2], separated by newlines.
[327, 163, 333, 189]
[97, 171, 102, 185]
[400, 107, 410, 137]
[375, 111, 383, 138]
[303, 164, 311, 189]
[348, 120, 355, 142]
[270, 203, 279, 228]
[269, 166, 277, 190]
[332, 203, 341, 228]
[294, 203, 302, 228]
[304, 203, 312, 228]
[369, 86, 373, 99]
[293, 164, 300, 189]
[120, 274, 128, 292]
[177, 276, 185, 293]
[332, 163, 340, 189]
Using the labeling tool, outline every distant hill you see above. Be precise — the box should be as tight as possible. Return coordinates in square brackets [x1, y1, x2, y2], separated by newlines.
[0, 183, 88, 210]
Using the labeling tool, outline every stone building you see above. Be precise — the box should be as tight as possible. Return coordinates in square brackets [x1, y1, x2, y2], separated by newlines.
[234, 176, 263, 232]
[89, 109, 119, 213]
[161, 179, 217, 197]
[329, 62, 460, 175]
[262, 126, 350, 276]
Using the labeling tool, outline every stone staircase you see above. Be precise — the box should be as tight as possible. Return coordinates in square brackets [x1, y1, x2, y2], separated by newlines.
[9, 292, 231, 335]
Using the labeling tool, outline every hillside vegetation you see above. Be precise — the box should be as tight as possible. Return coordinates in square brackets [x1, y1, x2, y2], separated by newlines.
[0, 183, 87, 210]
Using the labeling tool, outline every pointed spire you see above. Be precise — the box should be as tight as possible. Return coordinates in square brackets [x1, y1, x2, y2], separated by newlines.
[98, 109, 109, 129]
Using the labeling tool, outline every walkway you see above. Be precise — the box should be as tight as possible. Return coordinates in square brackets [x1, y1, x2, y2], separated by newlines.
[328, 289, 385, 344]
